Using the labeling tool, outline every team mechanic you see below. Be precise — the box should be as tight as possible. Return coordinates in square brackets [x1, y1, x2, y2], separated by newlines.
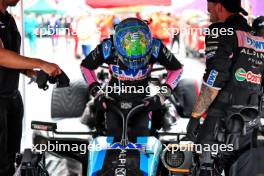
[0, 0, 62, 175]
[187, 0, 264, 175]
[81, 18, 183, 140]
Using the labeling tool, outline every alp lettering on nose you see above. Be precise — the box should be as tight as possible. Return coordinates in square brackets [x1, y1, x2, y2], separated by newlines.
[115, 168, 126, 176]
[207, 70, 218, 86]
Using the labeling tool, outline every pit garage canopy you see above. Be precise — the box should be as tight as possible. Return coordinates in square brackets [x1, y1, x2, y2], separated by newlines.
[85, 0, 171, 8]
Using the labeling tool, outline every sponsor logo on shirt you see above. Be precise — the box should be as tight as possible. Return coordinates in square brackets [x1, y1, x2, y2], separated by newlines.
[110, 65, 151, 80]
[205, 46, 218, 52]
[172, 71, 182, 86]
[206, 51, 216, 60]
[248, 57, 263, 66]
[241, 48, 264, 59]
[246, 37, 264, 51]
[235, 68, 261, 84]
[207, 69, 218, 86]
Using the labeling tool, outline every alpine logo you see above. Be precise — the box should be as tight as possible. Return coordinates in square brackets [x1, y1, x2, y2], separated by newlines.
[235, 68, 261, 84]
[115, 149, 127, 176]
[110, 65, 151, 80]
[109, 142, 148, 150]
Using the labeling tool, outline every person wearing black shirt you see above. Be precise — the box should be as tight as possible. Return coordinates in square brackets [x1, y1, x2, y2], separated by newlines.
[0, 0, 62, 175]
[187, 0, 264, 175]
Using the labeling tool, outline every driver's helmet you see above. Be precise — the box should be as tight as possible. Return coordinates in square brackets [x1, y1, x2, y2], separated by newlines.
[252, 16, 264, 36]
[113, 18, 152, 70]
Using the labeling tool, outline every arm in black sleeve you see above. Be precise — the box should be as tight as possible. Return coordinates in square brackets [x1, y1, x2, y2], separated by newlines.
[153, 39, 183, 90]
[191, 23, 236, 117]
[80, 43, 105, 87]
[156, 40, 183, 70]
[203, 23, 236, 90]
[81, 43, 105, 70]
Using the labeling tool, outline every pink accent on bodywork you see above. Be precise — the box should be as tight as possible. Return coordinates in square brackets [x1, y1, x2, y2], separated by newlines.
[236, 30, 264, 52]
[148, 111, 152, 120]
[80, 66, 97, 85]
[165, 68, 183, 89]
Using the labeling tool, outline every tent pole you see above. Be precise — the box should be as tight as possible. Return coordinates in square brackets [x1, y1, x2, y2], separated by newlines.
[21, 1, 25, 55]
[20, 0, 27, 143]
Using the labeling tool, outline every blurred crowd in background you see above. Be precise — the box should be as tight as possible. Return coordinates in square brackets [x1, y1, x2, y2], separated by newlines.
[21, 11, 186, 58]
[11, 8, 212, 61]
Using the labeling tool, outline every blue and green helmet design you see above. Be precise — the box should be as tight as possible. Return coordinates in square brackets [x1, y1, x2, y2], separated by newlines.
[113, 18, 152, 69]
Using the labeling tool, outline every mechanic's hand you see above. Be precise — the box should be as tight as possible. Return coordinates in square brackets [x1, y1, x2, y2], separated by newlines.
[49, 70, 70, 88]
[25, 69, 37, 78]
[143, 94, 165, 111]
[40, 61, 61, 77]
[35, 69, 70, 90]
[186, 117, 200, 142]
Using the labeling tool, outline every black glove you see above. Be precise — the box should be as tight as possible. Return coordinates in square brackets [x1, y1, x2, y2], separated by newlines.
[93, 93, 115, 135]
[48, 70, 70, 87]
[94, 94, 115, 111]
[54, 70, 70, 88]
[143, 84, 172, 111]
[36, 70, 49, 90]
[143, 94, 165, 111]
[186, 117, 200, 142]
[36, 70, 70, 90]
